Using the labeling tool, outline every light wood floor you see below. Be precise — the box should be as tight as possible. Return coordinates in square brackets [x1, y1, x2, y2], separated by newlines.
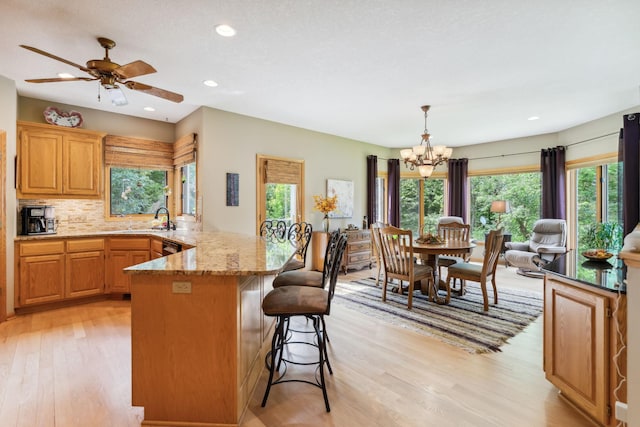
[0, 265, 593, 427]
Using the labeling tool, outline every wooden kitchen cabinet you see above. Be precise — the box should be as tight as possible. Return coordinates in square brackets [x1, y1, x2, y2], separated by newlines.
[150, 237, 163, 259]
[544, 274, 627, 426]
[341, 229, 373, 274]
[17, 121, 104, 198]
[66, 238, 105, 298]
[107, 237, 150, 293]
[16, 240, 65, 306]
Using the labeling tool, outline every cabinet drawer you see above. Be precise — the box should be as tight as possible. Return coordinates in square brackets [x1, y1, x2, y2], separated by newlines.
[348, 252, 371, 264]
[67, 238, 105, 253]
[349, 241, 371, 252]
[109, 237, 150, 250]
[19, 240, 65, 256]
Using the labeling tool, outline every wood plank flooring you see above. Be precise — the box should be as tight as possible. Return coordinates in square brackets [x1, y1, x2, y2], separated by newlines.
[0, 265, 593, 426]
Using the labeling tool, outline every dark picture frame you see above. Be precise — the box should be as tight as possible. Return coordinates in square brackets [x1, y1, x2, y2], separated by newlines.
[226, 173, 239, 206]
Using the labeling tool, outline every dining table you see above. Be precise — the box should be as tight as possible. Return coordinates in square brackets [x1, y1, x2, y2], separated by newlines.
[412, 239, 477, 304]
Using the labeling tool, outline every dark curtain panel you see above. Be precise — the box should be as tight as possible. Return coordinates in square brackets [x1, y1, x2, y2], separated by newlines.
[366, 155, 377, 225]
[540, 146, 566, 219]
[387, 159, 400, 227]
[621, 113, 640, 236]
[447, 158, 468, 219]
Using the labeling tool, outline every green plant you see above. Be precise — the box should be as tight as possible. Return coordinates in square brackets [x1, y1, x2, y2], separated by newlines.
[582, 222, 623, 251]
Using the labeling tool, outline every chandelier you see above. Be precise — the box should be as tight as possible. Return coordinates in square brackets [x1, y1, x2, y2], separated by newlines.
[400, 105, 452, 178]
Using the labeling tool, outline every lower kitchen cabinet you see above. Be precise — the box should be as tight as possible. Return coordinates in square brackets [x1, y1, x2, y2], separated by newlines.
[544, 274, 627, 426]
[107, 237, 150, 293]
[66, 238, 105, 298]
[15, 238, 106, 307]
[16, 240, 65, 306]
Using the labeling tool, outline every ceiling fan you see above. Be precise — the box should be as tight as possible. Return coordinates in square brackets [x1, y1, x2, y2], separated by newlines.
[20, 37, 184, 106]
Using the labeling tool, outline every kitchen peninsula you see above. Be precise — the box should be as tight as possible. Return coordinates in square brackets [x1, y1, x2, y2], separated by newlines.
[124, 231, 294, 427]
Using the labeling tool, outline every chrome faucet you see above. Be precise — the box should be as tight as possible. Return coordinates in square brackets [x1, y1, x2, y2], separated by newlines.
[154, 207, 172, 231]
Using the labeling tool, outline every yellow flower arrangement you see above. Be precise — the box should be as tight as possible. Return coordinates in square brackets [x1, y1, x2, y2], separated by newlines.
[313, 194, 338, 215]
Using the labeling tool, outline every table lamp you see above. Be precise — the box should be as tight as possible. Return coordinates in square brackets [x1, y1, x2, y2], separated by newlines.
[490, 200, 511, 228]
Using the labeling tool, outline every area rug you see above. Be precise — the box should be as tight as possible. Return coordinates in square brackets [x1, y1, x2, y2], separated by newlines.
[333, 277, 543, 354]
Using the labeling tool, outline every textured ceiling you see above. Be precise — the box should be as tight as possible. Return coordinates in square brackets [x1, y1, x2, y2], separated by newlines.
[1, 0, 639, 148]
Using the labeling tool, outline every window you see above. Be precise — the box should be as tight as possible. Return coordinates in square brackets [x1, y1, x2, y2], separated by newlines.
[181, 162, 196, 215]
[265, 183, 298, 226]
[256, 155, 304, 233]
[469, 172, 541, 242]
[399, 177, 445, 236]
[109, 167, 168, 215]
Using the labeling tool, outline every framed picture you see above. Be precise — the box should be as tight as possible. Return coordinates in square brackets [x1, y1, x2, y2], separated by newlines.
[226, 173, 239, 206]
[327, 179, 353, 218]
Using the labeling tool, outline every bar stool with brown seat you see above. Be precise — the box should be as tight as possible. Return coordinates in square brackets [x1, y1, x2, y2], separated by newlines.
[261, 232, 348, 412]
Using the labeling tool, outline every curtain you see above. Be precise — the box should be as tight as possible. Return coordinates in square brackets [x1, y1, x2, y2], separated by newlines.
[366, 155, 377, 225]
[621, 113, 640, 236]
[387, 159, 400, 227]
[447, 158, 468, 220]
[540, 146, 566, 219]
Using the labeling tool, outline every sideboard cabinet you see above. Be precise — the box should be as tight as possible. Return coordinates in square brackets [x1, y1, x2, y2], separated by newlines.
[341, 229, 373, 274]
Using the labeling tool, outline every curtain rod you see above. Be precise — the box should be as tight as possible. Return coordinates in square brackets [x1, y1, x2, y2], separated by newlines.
[373, 131, 619, 162]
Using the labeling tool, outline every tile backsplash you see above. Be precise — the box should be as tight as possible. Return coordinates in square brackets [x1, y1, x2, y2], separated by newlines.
[18, 199, 145, 234]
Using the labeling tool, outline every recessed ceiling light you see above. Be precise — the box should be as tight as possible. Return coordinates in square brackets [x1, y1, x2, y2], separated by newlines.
[203, 80, 218, 87]
[215, 24, 236, 37]
[528, 116, 540, 121]
[144, 106, 155, 112]
[57, 72, 74, 79]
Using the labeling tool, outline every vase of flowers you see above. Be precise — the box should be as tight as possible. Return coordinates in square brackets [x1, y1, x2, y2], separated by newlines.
[313, 194, 338, 232]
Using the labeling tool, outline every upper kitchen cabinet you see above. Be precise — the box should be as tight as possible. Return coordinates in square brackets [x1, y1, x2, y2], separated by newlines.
[17, 121, 105, 198]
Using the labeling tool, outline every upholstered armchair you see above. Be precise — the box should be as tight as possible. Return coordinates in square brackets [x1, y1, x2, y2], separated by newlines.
[504, 219, 567, 277]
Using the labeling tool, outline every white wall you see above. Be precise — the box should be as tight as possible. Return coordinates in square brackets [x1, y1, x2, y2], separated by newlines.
[0, 76, 17, 316]
[177, 106, 392, 234]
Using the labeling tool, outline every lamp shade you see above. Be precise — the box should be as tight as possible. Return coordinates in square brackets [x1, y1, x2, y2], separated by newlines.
[490, 200, 511, 214]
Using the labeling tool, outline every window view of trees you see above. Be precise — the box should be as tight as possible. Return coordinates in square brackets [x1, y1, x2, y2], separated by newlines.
[110, 168, 168, 215]
[469, 173, 541, 242]
[399, 177, 445, 236]
[576, 163, 621, 251]
[265, 183, 297, 225]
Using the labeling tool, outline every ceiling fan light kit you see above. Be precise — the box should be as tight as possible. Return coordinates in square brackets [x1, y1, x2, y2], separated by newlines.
[20, 37, 184, 107]
[401, 105, 452, 179]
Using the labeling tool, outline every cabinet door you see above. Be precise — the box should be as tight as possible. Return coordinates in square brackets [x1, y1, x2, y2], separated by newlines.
[19, 254, 65, 306]
[19, 128, 63, 195]
[66, 251, 105, 298]
[109, 251, 132, 293]
[63, 134, 101, 196]
[544, 279, 609, 425]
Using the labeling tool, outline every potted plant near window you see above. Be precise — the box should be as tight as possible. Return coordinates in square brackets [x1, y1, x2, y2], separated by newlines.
[581, 221, 623, 261]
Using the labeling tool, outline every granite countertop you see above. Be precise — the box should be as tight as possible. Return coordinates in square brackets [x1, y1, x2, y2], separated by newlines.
[15, 229, 295, 277]
[543, 250, 626, 294]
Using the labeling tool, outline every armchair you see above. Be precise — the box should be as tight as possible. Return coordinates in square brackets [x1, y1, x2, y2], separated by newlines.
[504, 219, 567, 277]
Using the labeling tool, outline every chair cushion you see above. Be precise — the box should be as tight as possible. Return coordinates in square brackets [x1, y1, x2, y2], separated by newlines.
[281, 258, 305, 272]
[447, 262, 482, 279]
[438, 255, 464, 267]
[273, 270, 323, 288]
[414, 263, 433, 280]
[504, 250, 541, 270]
[262, 286, 329, 316]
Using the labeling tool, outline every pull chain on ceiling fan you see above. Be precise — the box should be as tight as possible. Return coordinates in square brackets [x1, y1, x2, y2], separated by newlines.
[20, 37, 184, 106]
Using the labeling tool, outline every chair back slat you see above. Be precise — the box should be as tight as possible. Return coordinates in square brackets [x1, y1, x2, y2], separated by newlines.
[437, 221, 471, 259]
[259, 220, 288, 242]
[379, 225, 415, 280]
[288, 222, 313, 260]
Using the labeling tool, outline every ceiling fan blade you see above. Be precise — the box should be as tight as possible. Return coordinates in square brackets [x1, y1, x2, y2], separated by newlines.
[105, 86, 128, 106]
[113, 60, 157, 79]
[124, 81, 184, 103]
[25, 77, 96, 83]
[20, 45, 92, 73]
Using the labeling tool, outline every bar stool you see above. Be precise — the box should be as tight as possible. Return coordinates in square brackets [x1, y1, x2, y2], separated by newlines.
[261, 232, 347, 412]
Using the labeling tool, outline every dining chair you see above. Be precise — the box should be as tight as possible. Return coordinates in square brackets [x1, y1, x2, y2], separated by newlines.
[261, 232, 348, 412]
[281, 222, 313, 272]
[437, 221, 471, 291]
[259, 219, 288, 242]
[369, 222, 387, 286]
[445, 228, 504, 311]
[378, 225, 433, 310]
